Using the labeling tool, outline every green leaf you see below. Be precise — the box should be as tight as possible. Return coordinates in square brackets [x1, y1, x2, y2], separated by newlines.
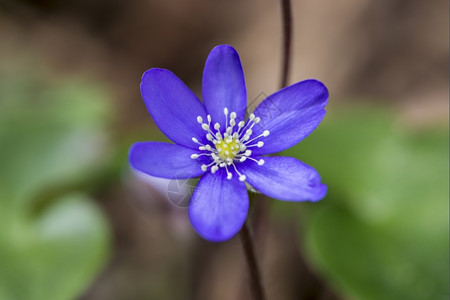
[283, 106, 449, 300]
[0, 194, 110, 300]
[0, 63, 112, 300]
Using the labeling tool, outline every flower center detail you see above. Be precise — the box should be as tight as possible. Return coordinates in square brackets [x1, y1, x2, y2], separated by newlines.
[190, 107, 269, 182]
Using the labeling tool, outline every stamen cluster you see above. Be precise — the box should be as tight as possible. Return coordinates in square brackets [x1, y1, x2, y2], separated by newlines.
[190, 107, 269, 181]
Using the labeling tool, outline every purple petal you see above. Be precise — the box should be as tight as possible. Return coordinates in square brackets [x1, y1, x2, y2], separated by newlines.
[250, 79, 328, 155]
[189, 169, 248, 242]
[239, 156, 327, 202]
[202, 45, 247, 127]
[140, 69, 208, 149]
[129, 142, 205, 179]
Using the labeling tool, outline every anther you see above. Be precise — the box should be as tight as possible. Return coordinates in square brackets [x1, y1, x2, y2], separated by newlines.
[193, 109, 268, 175]
[211, 165, 219, 173]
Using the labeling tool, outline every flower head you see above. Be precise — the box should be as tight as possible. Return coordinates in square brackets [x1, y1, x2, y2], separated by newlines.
[129, 45, 328, 242]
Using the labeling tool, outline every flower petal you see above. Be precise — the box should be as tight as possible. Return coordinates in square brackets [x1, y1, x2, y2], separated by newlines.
[129, 142, 205, 179]
[240, 156, 327, 202]
[202, 45, 247, 127]
[189, 169, 248, 242]
[140, 68, 207, 148]
[250, 79, 328, 155]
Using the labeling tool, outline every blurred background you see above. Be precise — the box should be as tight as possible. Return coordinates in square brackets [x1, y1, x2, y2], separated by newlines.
[0, 0, 448, 299]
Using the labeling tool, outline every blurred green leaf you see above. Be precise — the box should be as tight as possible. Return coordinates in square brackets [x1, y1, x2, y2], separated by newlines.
[0, 194, 109, 300]
[282, 106, 449, 300]
[0, 66, 112, 300]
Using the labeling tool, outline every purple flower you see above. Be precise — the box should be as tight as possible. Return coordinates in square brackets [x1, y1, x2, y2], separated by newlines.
[129, 45, 328, 242]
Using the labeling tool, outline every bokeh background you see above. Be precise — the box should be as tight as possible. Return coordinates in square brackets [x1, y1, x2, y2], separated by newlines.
[0, 0, 448, 299]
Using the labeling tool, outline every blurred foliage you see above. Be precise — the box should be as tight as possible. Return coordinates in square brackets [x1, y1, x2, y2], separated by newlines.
[280, 106, 449, 300]
[0, 64, 112, 300]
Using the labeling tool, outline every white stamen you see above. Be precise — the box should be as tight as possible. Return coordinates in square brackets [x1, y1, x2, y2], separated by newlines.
[211, 165, 219, 173]
[191, 110, 269, 177]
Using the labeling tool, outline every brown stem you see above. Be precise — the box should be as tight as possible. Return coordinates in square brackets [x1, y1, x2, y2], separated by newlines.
[240, 222, 266, 300]
[280, 0, 292, 89]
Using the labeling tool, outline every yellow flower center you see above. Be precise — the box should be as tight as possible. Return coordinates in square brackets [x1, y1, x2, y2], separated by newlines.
[216, 138, 239, 160]
[191, 108, 269, 181]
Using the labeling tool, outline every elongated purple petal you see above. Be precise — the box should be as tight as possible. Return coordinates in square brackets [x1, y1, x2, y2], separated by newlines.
[189, 170, 248, 242]
[141, 69, 207, 149]
[129, 142, 205, 179]
[250, 79, 328, 155]
[202, 45, 247, 127]
[239, 156, 327, 202]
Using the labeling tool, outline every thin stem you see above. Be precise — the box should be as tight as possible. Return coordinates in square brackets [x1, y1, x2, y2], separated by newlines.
[240, 2, 292, 299]
[240, 222, 266, 300]
[280, 0, 292, 89]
